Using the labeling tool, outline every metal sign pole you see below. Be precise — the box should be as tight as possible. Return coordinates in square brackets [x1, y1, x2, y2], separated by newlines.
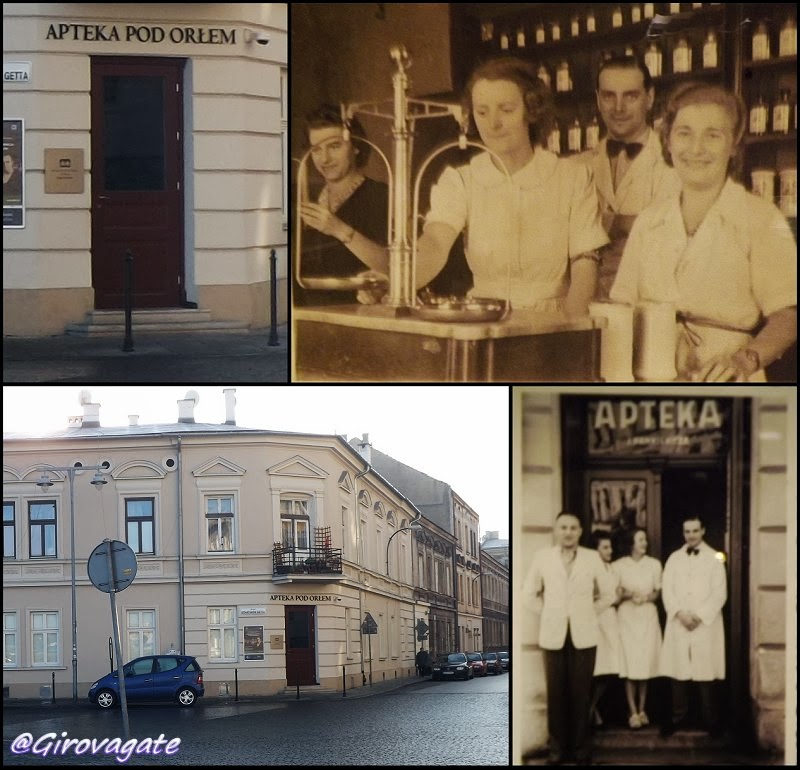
[105, 540, 130, 739]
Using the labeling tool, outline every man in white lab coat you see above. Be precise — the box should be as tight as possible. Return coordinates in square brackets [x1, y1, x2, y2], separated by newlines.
[577, 55, 680, 299]
[658, 515, 727, 737]
[523, 512, 612, 765]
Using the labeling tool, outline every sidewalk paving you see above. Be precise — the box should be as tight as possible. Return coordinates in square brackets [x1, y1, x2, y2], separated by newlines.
[2, 673, 422, 710]
[2, 326, 289, 383]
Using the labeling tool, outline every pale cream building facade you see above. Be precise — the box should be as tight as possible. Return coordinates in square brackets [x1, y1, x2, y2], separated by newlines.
[3, 391, 422, 698]
[513, 386, 797, 764]
[3, 3, 288, 336]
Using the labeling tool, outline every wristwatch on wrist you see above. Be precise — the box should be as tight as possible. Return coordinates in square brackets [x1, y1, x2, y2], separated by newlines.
[732, 347, 761, 376]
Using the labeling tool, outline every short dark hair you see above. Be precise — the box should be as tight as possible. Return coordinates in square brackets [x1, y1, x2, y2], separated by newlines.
[555, 511, 581, 524]
[305, 103, 371, 168]
[682, 515, 705, 528]
[464, 56, 555, 148]
[624, 527, 648, 555]
[596, 54, 654, 92]
[591, 530, 612, 549]
[659, 81, 745, 176]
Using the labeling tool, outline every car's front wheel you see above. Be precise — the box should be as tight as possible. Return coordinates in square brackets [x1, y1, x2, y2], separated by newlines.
[176, 687, 197, 706]
[96, 689, 117, 709]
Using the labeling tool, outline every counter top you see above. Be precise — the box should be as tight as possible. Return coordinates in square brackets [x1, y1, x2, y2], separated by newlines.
[293, 304, 606, 341]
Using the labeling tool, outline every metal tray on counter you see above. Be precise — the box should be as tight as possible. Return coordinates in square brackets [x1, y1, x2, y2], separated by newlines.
[301, 274, 388, 292]
[411, 296, 509, 323]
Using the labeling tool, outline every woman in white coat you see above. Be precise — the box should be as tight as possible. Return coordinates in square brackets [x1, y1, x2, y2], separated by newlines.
[615, 528, 663, 729]
[589, 531, 622, 728]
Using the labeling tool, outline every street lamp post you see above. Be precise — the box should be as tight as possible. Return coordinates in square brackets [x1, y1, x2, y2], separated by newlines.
[385, 522, 422, 576]
[36, 465, 108, 703]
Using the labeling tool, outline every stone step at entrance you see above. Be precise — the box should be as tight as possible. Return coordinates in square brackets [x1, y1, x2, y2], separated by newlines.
[65, 309, 251, 336]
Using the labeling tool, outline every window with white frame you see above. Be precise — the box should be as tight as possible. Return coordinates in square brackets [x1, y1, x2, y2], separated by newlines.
[30, 611, 60, 666]
[205, 495, 234, 552]
[125, 498, 155, 555]
[28, 500, 56, 558]
[280, 497, 310, 553]
[4, 611, 18, 667]
[127, 610, 156, 659]
[208, 607, 237, 662]
[4, 501, 16, 559]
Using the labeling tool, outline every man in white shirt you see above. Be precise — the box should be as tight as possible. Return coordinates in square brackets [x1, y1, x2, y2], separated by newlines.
[659, 515, 727, 737]
[523, 512, 611, 764]
[577, 55, 680, 299]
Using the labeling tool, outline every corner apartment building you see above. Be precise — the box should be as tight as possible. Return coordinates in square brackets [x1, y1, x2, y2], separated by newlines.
[3, 391, 424, 698]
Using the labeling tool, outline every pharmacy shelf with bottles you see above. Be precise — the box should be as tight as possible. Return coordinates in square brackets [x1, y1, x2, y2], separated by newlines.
[736, 4, 796, 222]
[459, 2, 796, 218]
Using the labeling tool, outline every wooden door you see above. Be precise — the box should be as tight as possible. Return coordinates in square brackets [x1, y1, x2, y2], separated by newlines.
[285, 605, 316, 686]
[91, 57, 184, 309]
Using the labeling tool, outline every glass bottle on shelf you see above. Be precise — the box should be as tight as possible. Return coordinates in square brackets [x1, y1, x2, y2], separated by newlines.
[779, 15, 797, 57]
[625, 45, 635, 57]
[749, 94, 768, 136]
[548, 124, 562, 155]
[772, 90, 791, 134]
[670, 3, 682, 14]
[517, 25, 526, 48]
[586, 115, 600, 150]
[703, 29, 718, 68]
[568, 119, 582, 153]
[500, 30, 510, 51]
[752, 21, 770, 61]
[631, 4, 642, 24]
[480, 21, 494, 43]
[612, 6, 623, 29]
[552, 19, 561, 42]
[645, 41, 663, 77]
[644, 3, 655, 19]
[537, 64, 551, 90]
[586, 9, 596, 33]
[535, 21, 546, 44]
[673, 36, 692, 73]
[571, 15, 580, 37]
[692, 3, 703, 9]
[556, 61, 572, 93]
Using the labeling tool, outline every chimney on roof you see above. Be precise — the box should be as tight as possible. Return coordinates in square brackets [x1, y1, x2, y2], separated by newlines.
[177, 390, 199, 424]
[357, 432, 372, 464]
[223, 388, 236, 425]
[78, 390, 100, 428]
[128, 415, 139, 427]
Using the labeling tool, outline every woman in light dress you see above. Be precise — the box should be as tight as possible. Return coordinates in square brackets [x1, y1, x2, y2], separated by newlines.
[615, 528, 663, 728]
[589, 530, 622, 727]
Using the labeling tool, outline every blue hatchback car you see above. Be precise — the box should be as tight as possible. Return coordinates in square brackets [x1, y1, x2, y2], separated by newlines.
[88, 654, 204, 709]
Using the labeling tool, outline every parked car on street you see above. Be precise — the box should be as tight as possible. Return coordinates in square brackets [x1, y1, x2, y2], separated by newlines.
[88, 654, 204, 709]
[431, 652, 473, 681]
[482, 651, 504, 675]
[497, 650, 510, 672]
[466, 651, 488, 677]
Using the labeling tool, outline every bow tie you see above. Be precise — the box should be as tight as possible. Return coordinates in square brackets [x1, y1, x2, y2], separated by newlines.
[686, 547, 700, 556]
[607, 139, 644, 159]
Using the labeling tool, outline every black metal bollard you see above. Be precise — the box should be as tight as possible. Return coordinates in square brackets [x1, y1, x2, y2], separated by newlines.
[235, 668, 239, 701]
[268, 248, 279, 346]
[51, 672, 55, 704]
[123, 250, 134, 352]
[342, 665, 347, 697]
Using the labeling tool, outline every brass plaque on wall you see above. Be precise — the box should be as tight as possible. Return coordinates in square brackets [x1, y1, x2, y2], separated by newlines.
[44, 148, 84, 193]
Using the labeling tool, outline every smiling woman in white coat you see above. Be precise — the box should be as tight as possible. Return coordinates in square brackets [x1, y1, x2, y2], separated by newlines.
[658, 515, 727, 737]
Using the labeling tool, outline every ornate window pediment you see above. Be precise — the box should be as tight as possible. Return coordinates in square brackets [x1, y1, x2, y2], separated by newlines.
[192, 457, 247, 477]
[338, 471, 354, 493]
[112, 460, 166, 480]
[268, 456, 328, 479]
[358, 489, 371, 507]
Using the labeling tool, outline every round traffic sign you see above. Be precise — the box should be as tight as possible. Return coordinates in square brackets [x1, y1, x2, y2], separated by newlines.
[88, 540, 138, 593]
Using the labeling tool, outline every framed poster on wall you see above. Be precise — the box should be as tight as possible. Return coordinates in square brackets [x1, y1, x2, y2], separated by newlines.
[3, 118, 25, 228]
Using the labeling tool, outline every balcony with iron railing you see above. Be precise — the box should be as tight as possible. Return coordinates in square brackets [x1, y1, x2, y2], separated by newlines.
[271, 542, 344, 583]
